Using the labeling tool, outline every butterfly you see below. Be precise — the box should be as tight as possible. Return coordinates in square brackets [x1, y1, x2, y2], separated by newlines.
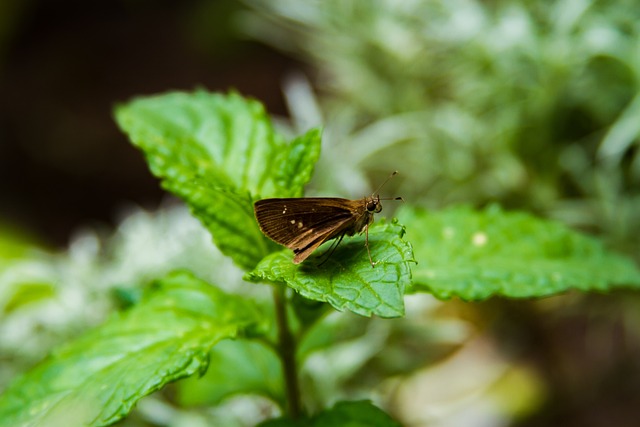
[254, 172, 401, 267]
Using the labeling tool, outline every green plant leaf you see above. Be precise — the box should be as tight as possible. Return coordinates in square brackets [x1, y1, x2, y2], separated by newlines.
[398, 205, 640, 300]
[176, 338, 284, 407]
[0, 271, 263, 427]
[3, 281, 56, 314]
[258, 400, 401, 427]
[114, 91, 322, 270]
[246, 220, 414, 318]
[0, 227, 38, 261]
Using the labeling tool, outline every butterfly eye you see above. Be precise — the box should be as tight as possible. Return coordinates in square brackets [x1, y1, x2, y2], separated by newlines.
[366, 201, 378, 212]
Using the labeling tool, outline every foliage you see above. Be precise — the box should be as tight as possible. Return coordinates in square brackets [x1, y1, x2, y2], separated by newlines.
[241, 0, 640, 255]
[1, 91, 638, 426]
[399, 205, 640, 300]
[246, 220, 413, 317]
[114, 91, 321, 271]
[259, 400, 401, 427]
[0, 271, 263, 427]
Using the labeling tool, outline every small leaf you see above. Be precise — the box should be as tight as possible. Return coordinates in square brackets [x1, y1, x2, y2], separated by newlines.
[176, 339, 284, 407]
[312, 400, 401, 427]
[275, 128, 322, 198]
[0, 271, 263, 427]
[598, 92, 640, 162]
[258, 400, 401, 427]
[115, 91, 322, 270]
[0, 228, 38, 261]
[3, 281, 56, 314]
[398, 205, 640, 300]
[246, 221, 414, 318]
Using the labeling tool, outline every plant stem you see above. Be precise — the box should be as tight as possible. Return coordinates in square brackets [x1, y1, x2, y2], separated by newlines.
[273, 286, 302, 419]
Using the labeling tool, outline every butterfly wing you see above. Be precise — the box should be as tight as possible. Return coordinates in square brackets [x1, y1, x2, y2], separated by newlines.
[254, 198, 360, 263]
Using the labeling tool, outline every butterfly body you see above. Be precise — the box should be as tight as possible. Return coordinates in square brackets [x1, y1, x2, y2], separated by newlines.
[254, 195, 382, 265]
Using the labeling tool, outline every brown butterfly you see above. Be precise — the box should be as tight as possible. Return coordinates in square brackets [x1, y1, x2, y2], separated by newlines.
[254, 172, 401, 267]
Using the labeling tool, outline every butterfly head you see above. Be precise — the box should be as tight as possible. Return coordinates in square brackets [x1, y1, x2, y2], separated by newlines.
[366, 195, 383, 213]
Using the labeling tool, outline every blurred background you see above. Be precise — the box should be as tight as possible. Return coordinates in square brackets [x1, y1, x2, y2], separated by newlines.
[1, 1, 639, 426]
[0, 0, 296, 246]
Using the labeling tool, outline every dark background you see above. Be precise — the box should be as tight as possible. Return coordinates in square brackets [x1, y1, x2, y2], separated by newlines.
[0, 0, 295, 247]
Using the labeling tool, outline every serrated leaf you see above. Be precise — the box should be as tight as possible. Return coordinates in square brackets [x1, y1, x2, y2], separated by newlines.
[258, 400, 401, 427]
[398, 205, 640, 300]
[274, 128, 323, 198]
[114, 91, 322, 270]
[0, 271, 263, 427]
[176, 339, 284, 407]
[246, 221, 414, 318]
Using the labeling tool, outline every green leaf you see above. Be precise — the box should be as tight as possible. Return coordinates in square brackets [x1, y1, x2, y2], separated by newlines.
[312, 400, 401, 427]
[398, 205, 640, 300]
[0, 232, 35, 261]
[176, 338, 284, 407]
[246, 220, 414, 318]
[258, 400, 401, 427]
[3, 281, 56, 314]
[0, 271, 263, 427]
[275, 127, 323, 198]
[114, 91, 322, 270]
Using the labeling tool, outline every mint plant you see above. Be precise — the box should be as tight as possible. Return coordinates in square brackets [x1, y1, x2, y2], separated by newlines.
[0, 91, 638, 426]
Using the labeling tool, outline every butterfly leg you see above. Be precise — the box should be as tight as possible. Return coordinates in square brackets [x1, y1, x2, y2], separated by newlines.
[317, 233, 346, 266]
[365, 223, 376, 268]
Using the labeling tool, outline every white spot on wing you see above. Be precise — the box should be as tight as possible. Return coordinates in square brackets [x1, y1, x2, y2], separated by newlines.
[297, 222, 303, 229]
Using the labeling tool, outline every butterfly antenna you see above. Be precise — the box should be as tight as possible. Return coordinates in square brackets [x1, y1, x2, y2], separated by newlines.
[372, 171, 398, 196]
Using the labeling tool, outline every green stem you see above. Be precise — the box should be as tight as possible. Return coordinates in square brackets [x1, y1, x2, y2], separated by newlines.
[273, 286, 302, 419]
